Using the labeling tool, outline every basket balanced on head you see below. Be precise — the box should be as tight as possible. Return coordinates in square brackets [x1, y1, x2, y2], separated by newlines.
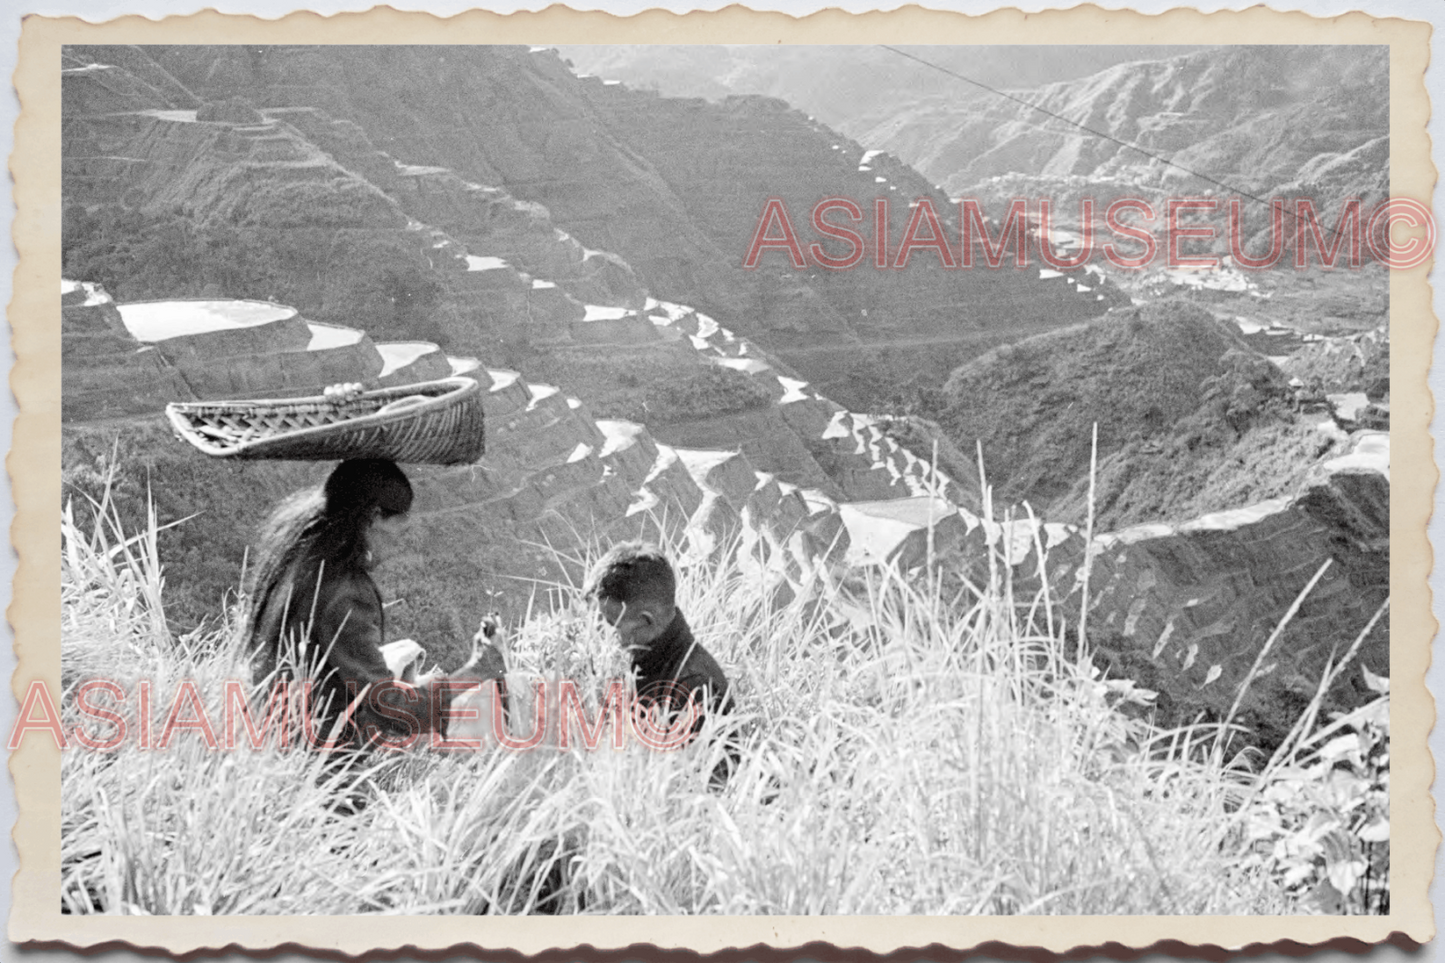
[166, 376, 485, 465]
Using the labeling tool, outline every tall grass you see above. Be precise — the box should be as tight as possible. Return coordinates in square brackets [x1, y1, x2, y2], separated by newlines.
[59, 482, 1387, 915]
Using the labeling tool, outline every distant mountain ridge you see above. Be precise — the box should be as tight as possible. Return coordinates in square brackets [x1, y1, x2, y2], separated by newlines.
[898, 45, 1388, 203]
[555, 45, 1207, 146]
[560, 44, 1388, 217]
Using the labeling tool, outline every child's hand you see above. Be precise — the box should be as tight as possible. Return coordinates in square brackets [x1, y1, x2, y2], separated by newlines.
[475, 612, 503, 644]
[475, 612, 509, 658]
[459, 612, 508, 681]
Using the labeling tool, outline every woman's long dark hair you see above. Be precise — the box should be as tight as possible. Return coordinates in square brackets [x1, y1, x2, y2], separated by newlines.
[246, 459, 413, 652]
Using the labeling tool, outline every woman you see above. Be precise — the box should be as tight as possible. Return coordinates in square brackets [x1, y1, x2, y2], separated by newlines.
[247, 458, 504, 750]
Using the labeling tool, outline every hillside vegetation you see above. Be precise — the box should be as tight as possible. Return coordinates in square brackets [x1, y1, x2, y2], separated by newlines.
[930, 298, 1371, 530]
[940, 301, 1248, 515]
[59, 477, 1390, 916]
[1049, 379, 1335, 531]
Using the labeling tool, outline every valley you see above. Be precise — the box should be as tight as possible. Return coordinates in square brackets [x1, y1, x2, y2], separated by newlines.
[60, 42, 1389, 757]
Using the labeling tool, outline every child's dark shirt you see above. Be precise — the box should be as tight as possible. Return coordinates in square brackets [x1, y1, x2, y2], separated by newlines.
[629, 610, 739, 789]
[630, 610, 734, 719]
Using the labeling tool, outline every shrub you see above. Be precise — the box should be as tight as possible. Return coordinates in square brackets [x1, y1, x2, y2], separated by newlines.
[1236, 682, 1390, 914]
[644, 365, 773, 425]
[1201, 349, 1296, 434]
[237, 178, 402, 230]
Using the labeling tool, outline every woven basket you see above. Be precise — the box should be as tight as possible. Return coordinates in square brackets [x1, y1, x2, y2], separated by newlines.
[166, 377, 485, 465]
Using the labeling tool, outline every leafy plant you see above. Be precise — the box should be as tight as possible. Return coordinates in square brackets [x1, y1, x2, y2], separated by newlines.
[1237, 671, 1389, 914]
[644, 366, 774, 424]
[1200, 349, 1296, 435]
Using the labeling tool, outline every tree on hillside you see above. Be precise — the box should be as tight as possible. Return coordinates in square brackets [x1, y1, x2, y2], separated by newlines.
[1201, 350, 1295, 435]
[63, 207, 205, 302]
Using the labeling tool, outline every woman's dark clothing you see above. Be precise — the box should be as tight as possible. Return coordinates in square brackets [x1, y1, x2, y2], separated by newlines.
[250, 553, 451, 748]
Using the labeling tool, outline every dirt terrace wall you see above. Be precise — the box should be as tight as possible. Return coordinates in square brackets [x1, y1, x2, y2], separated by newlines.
[569, 314, 660, 345]
[62, 283, 195, 421]
[891, 432, 1392, 751]
[63, 349, 195, 422]
[651, 406, 834, 493]
[173, 333, 385, 399]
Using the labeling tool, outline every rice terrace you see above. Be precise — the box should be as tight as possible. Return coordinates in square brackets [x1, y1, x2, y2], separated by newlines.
[56, 43, 1395, 916]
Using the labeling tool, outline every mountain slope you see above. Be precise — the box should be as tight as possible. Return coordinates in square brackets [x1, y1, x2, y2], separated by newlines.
[555, 45, 1384, 217]
[880, 45, 1388, 204]
[556, 45, 1207, 148]
[91, 46, 1108, 375]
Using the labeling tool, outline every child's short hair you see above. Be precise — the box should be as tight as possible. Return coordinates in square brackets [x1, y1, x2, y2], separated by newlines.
[585, 542, 676, 610]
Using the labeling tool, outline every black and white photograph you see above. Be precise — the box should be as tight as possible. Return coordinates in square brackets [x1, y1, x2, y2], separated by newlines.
[52, 36, 1401, 921]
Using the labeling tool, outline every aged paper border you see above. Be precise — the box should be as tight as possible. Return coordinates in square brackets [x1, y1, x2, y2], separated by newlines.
[10, 4, 1436, 954]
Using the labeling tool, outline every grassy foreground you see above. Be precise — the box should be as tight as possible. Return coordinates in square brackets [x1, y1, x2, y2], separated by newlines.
[59, 491, 1388, 915]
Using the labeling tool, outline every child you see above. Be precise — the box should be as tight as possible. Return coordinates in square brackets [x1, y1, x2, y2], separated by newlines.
[585, 542, 737, 779]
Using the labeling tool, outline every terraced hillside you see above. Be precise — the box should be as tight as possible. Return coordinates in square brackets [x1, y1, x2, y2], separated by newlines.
[62, 44, 1112, 415]
[60, 44, 1390, 756]
[63, 274, 1390, 753]
[62, 280, 966, 662]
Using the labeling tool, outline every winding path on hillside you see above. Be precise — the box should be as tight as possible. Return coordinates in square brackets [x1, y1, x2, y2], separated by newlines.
[768, 321, 1063, 358]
